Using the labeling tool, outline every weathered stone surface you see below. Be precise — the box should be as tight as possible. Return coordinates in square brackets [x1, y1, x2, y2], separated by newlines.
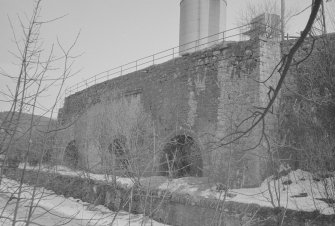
[57, 38, 281, 187]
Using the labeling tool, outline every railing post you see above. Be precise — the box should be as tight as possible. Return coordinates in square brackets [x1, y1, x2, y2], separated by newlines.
[121, 66, 123, 76]
[153, 55, 155, 65]
[136, 61, 138, 71]
[172, 48, 175, 59]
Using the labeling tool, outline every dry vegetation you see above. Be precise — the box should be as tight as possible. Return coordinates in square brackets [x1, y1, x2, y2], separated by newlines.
[1, 0, 335, 225]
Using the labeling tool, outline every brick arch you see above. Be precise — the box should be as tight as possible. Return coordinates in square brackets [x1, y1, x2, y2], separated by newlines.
[159, 133, 203, 178]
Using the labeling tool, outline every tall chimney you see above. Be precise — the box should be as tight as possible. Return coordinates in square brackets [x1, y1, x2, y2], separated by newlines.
[179, 0, 227, 55]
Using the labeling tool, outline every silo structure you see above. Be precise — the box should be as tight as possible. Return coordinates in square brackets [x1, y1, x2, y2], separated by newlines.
[179, 0, 227, 54]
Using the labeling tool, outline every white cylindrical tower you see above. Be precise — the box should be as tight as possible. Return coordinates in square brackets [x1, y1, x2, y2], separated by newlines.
[179, 0, 227, 54]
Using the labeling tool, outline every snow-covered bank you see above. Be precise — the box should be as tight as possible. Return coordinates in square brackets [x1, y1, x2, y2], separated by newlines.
[159, 169, 335, 215]
[0, 177, 169, 226]
[18, 164, 335, 215]
[19, 163, 135, 187]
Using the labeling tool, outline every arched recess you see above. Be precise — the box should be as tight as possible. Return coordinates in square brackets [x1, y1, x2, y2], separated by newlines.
[108, 135, 129, 170]
[64, 140, 79, 168]
[160, 134, 203, 178]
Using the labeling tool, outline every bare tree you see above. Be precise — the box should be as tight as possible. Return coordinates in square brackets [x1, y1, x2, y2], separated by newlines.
[0, 0, 82, 225]
[1, 0, 333, 226]
[238, 0, 298, 40]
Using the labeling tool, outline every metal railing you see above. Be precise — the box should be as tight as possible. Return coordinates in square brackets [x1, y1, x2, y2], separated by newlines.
[64, 24, 254, 97]
[63, 21, 294, 100]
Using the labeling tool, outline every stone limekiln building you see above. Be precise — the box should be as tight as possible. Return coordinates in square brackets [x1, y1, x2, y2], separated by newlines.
[57, 36, 281, 187]
[56, 2, 283, 187]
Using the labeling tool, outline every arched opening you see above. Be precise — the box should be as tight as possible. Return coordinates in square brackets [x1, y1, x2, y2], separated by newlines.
[64, 140, 79, 168]
[160, 135, 203, 178]
[108, 136, 129, 171]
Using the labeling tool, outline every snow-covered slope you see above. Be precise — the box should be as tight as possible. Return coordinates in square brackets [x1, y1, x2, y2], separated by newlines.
[0, 177, 170, 226]
[19, 164, 335, 215]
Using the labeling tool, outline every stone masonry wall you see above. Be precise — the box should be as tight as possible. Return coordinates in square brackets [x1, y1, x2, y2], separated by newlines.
[57, 37, 281, 187]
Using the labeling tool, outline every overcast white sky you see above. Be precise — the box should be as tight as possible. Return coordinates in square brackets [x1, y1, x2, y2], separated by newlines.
[0, 0, 334, 116]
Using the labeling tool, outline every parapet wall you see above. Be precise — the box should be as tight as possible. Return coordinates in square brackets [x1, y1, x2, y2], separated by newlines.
[57, 37, 281, 187]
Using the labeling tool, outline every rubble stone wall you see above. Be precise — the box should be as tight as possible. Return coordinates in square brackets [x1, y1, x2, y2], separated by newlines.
[57, 38, 281, 187]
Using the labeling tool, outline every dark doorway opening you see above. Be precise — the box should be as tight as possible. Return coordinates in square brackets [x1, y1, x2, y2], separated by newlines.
[160, 135, 202, 178]
[64, 140, 79, 168]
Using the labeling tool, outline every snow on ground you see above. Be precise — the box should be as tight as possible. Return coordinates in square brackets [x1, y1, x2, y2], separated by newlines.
[0, 177, 170, 226]
[229, 169, 335, 214]
[159, 169, 335, 215]
[18, 164, 335, 215]
[19, 163, 135, 187]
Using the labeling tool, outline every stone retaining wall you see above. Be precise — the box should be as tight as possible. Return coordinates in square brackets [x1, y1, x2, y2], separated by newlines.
[5, 169, 335, 226]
